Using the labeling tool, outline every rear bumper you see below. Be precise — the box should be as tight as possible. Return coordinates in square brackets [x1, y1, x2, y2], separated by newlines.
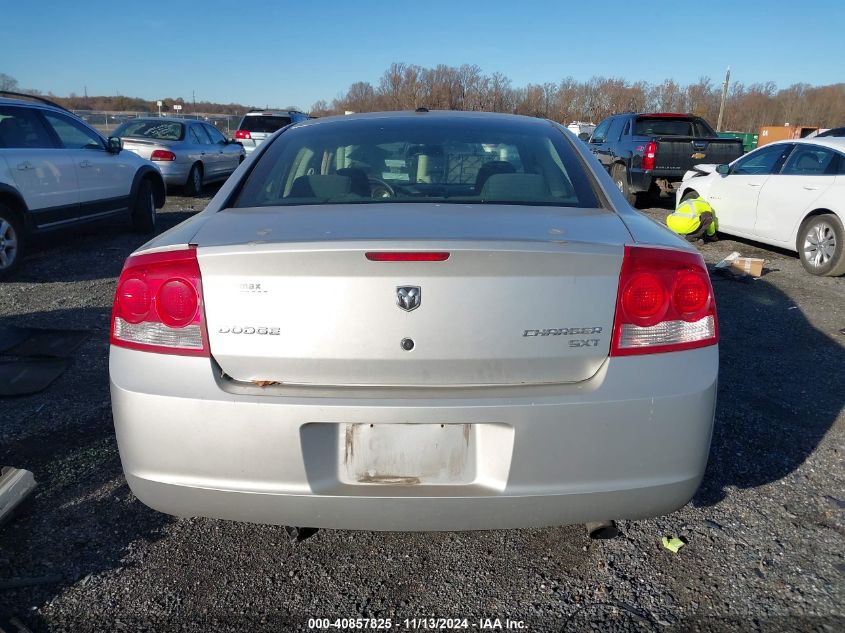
[109, 346, 718, 531]
[153, 160, 191, 187]
[628, 168, 653, 193]
[630, 169, 686, 193]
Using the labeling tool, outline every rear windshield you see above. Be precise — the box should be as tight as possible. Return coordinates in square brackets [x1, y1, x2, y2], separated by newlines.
[113, 120, 184, 141]
[239, 115, 293, 133]
[635, 117, 715, 137]
[233, 117, 599, 209]
[818, 127, 845, 138]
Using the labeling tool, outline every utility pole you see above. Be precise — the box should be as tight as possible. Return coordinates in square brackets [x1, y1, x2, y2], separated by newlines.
[192, 90, 196, 114]
[716, 66, 730, 132]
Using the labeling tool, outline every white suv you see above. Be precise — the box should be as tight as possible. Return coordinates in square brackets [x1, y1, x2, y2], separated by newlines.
[0, 93, 165, 278]
[233, 110, 311, 154]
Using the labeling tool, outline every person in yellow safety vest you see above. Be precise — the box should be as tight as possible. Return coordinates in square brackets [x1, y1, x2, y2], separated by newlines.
[667, 197, 717, 242]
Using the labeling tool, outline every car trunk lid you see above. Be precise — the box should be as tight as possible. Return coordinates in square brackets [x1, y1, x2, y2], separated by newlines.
[119, 137, 174, 161]
[192, 204, 630, 387]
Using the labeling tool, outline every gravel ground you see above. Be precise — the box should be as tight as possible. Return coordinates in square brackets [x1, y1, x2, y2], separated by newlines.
[0, 191, 843, 632]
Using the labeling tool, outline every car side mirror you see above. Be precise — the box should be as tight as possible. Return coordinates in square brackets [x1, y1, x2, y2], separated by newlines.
[716, 163, 730, 175]
[578, 132, 590, 141]
[107, 136, 123, 154]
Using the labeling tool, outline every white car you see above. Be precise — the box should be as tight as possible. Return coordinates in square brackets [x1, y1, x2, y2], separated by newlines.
[567, 121, 596, 139]
[677, 138, 845, 276]
[233, 110, 311, 154]
[0, 93, 165, 277]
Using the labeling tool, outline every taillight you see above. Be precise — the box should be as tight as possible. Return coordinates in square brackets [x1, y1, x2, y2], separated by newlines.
[621, 272, 667, 326]
[642, 142, 657, 171]
[110, 247, 209, 356]
[234, 130, 251, 140]
[611, 245, 717, 356]
[150, 149, 175, 161]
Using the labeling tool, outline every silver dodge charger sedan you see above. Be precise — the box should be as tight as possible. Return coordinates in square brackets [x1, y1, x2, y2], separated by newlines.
[109, 111, 718, 532]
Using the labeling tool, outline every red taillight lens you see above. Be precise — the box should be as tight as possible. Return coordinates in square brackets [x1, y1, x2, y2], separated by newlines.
[365, 252, 450, 262]
[150, 149, 175, 161]
[642, 142, 657, 171]
[117, 277, 151, 324]
[621, 272, 667, 326]
[110, 248, 209, 356]
[157, 279, 199, 327]
[611, 246, 718, 356]
[672, 271, 710, 317]
[234, 130, 251, 140]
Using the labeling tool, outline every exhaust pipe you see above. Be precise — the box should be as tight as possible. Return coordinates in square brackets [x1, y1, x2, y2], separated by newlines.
[586, 520, 619, 540]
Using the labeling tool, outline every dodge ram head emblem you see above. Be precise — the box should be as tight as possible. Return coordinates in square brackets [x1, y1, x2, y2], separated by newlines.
[396, 286, 421, 311]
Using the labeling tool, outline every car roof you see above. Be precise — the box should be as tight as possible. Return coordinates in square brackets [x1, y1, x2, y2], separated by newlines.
[0, 96, 71, 116]
[293, 109, 554, 130]
[118, 117, 199, 123]
[785, 137, 845, 151]
[637, 112, 696, 118]
[244, 110, 306, 116]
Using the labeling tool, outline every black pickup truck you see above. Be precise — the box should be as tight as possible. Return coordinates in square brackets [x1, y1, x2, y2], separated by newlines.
[586, 112, 744, 206]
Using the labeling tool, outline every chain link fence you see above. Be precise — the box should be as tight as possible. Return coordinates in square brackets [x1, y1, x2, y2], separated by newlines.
[73, 110, 244, 137]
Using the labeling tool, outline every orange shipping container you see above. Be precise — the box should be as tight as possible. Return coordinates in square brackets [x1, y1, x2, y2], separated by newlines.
[757, 125, 819, 147]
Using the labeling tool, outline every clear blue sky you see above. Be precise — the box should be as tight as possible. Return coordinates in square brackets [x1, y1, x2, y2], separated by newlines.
[3, 0, 843, 110]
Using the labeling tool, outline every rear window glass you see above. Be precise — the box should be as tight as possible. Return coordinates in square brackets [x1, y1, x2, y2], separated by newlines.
[234, 116, 599, 209]
[239, 115, 293, 133]
[635, 118, 715, 137]
[113, 120, 184, 141]
[818, 127, 845, 138]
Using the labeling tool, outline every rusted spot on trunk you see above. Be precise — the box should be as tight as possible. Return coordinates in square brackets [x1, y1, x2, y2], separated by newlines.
[251, 380, 279, 387]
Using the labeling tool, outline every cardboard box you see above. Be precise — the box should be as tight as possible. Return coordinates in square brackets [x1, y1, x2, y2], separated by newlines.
[729, 257, 764, 277]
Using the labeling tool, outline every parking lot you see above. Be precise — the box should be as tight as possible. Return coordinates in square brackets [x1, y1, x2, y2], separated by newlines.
[1, 189, 843, 632]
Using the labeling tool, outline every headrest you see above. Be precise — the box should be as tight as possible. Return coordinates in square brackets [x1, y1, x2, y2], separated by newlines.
[289, 174, 352, 198]
[480, 173, 547, 200]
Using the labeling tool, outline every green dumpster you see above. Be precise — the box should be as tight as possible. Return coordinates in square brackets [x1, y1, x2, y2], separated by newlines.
[717, 131, 758, 153]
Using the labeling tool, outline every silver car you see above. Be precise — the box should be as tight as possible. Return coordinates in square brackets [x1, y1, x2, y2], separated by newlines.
[113, 118, 245, 195]
[109, 111, 718, 532]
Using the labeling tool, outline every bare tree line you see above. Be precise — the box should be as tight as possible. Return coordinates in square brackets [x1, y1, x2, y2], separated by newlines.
[0, 73, 281, 116]
[4, 68, 843, 131]
[310, 63, 845, 131]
